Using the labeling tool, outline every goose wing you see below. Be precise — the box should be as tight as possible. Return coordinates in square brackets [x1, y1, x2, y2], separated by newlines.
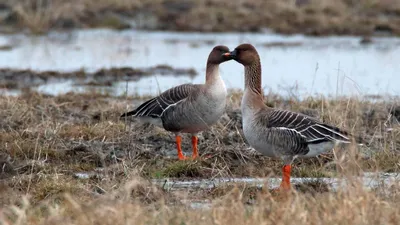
[266, 109, 351, 144]
[120, 84, 198, 118]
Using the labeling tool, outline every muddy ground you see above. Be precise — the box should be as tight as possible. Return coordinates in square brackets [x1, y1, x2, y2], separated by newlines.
[1, 83, 399, 206]
[1, 0, 400, 36]
[0, 66, 197, 90]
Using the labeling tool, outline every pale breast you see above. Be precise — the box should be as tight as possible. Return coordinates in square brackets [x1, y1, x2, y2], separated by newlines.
[241, 97, 292, 158]
[191, 88, 227, 127]
[242, 118, 282, 158]
[199, 77, 227, 124]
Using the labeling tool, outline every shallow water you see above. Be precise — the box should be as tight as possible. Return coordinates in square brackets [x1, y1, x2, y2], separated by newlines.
[1, 29, 400, 97]
[73, 171, 399, 209]
[74, 171, 400, 191]
[153, 172, 399, 191]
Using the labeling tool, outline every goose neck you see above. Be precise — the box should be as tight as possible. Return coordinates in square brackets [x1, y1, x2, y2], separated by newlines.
[244, 60, 262, 97]
[205, 63, 220, 85]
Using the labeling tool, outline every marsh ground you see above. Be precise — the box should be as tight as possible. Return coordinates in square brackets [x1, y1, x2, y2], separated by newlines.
[0, 88, 399, 224]
[1, 88, 399, 195]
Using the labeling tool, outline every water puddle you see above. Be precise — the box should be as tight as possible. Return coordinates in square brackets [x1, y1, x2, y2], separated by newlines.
[72, 171, 399, 209]
[73, 171, 399, 191]
[152, 172, 399, 191]
[0, 29, 399, 97]
[183, 200, 212, 210]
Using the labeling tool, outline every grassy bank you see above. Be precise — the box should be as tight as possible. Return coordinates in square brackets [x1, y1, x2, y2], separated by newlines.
[1, 0, 400, 35]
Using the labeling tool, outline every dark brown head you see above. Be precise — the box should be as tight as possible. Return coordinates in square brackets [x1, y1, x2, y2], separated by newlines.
[207, 45, 231, 64]
[224, 43, 259, 66]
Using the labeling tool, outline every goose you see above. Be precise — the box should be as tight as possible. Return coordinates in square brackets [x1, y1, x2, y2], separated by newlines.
[224, 44, 355, 190]
[121, 45, 232, 160]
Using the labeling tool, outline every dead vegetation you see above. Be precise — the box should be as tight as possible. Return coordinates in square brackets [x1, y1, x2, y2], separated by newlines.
[1, 175, 399, 225]
[0, 66, 197, 90]
[0, 89, 399, 221]
[1, 0, 400, 35]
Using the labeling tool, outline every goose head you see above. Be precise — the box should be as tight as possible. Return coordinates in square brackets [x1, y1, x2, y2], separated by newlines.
[207, 45, 232, 65]
[224, 43, 260, 66]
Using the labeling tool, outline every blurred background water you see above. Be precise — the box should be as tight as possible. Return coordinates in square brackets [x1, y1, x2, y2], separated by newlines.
[0, 29, 399, 97]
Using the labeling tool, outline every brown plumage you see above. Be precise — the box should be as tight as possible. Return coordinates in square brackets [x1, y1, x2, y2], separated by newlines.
[121, 45, 232, 160]
[225, 43, 356, 190]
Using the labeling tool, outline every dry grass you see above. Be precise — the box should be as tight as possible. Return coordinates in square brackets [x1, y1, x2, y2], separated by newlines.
[2, 0, 400, 35]
[0, 89, 399, 224]
[1, 175, 400, 224]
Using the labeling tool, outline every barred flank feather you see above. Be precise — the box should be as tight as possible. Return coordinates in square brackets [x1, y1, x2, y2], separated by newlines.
[267, 109, 350, 144]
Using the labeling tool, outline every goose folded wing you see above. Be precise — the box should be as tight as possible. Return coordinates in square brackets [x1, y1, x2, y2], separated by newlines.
[120, 84, 197, 118]
[266, 109, 351, 144]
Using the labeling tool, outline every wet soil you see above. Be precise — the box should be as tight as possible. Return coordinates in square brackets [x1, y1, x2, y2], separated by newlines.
[0, 65, 197, 89]
[2, 0, 400, 36]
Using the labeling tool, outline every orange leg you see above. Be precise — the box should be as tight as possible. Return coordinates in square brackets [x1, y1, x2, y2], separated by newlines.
[279, 164, 292, 190]
[176, 135, 187, 160]
[191, 136, 199, 159]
